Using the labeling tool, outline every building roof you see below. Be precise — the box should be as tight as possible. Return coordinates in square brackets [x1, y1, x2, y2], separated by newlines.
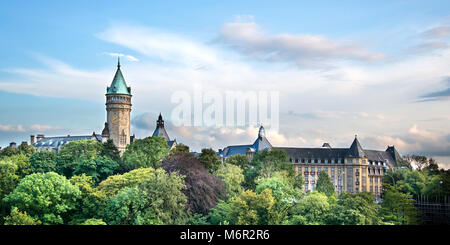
[346, 136, 366, 158]
[152, 113, 170, 141]
[275, 147, 396, 167]
[33, 134, 102, 149]
[106, 58, 131, 95]
[221, 126, 272, 158]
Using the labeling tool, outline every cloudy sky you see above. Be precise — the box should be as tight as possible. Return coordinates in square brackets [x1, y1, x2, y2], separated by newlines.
[1, 0, 449, 168]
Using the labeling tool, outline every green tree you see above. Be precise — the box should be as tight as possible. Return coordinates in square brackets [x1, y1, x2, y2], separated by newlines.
[100, 139, 121, 163]
[255, 176, 301, 219]
[104, 168, 188, 225]
[69, 174, 107, 223]
[121, 137, 170, 172]
[3, 208, 42, 225]
[284, 192, 330, 225]
[1, 154, 31, 178]
[245, 149, 296, 190]
[3, 172, 81, 225]
[229, 189, 278, 225]
[381, 185, 419, 225]
[316, 171, 335, 197]
[0, 162, 20, 221]
[97, 168, 158, 196]
[73, 155, 119, 183]
[214, 163, 244, 199]
[30, 150, 59, 174]
[172, 144, 190, 154]
[0, 147, 18, 158]
[327, 192, 381, 225]
[225, 154, 250, 170]
[208, 200, 233, 225]
[17, 142, 36, 157]
[58, 139, 103, 177]
[198, 148, 222, 173]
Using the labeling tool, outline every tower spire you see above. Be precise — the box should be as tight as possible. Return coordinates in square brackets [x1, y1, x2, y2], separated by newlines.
[117, 57, 121, 69]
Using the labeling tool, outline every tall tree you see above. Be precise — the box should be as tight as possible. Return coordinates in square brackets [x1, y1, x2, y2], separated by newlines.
[316, 171, 335, 197]
[30, 150, 59, 174]
[57, 139, 103, 177]
[100, 139, 121, 163]
[73, 155, 119, 183]
[162, 152, 226, 215]
[0, 161, 20, 221]
[214, 163, 244, 199]
[121, 137, 170, 172]
[381, 185, 419, 225]
[225, 154, 250, 170]
[198, 148, 222, 173]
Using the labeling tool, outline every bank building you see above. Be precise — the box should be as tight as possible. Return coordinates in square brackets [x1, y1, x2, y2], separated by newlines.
[219, 126, 402, 201]
[30, 59, 176, 153]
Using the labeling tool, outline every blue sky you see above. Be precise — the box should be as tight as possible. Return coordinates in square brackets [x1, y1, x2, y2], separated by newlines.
[1, 1, 450, 168]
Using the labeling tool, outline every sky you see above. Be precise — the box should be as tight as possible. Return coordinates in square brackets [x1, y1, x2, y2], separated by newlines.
[1, 0, 450, 169]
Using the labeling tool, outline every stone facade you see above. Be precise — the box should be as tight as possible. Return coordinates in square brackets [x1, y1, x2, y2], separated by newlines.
[105, 94, 132, 153]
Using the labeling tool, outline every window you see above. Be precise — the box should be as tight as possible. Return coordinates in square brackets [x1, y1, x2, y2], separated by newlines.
[301, 158, 305, 163]
[324, 167, 328, 173]
[308, 159, 311, 163]
[321, 159, 325, 163]
[328, 159, 332, 164]
[314, 159, 318, 163]
[348, 168, 353, 175]
[348, 159, 353, 164]
[295, 158, 298, 163]
[297, 166, 301, 172]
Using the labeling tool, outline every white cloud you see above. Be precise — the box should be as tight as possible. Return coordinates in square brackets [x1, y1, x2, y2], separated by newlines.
[422, 25, 450, 39]
[104, 52, 140, 62]
[217, 21, 385, 68]
[0, 124, 59, 132]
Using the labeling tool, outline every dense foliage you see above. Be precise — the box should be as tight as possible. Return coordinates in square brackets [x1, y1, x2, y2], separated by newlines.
[162, 152, 226, 215]
[0, 140, 446, 225]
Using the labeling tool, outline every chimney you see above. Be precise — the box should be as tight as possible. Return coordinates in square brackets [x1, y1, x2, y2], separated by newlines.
[9, 142, 17, 148]
[322, 143, 331, 148]
[30, 135, 35, 145]
[21, 141, 28, 146]
[36, 134, 44, 142]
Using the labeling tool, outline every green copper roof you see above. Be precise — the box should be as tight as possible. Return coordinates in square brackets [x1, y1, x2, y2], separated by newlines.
[106, 59, 131, 95]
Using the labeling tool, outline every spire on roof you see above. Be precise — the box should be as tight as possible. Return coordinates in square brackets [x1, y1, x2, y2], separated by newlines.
[346, 135, 366, 158]
[106, 59, 131, 95]
[258, 125, 265, 138]
[152, 114, 170, 141]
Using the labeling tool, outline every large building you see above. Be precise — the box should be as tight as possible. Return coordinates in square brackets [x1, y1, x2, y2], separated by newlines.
[220, 126, 401, 201]
[29, 59, 176, 153]
[101, 59, 133, 153]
